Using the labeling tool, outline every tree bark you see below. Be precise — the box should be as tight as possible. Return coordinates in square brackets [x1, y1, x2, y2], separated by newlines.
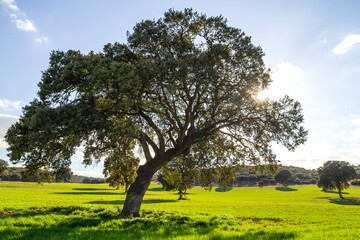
[120, 165, 156, 217]
[178, 190, 183, 200]
[125, 180, 129, 193]
[120, 142, 191, 217]
[338, 187, 344, 199]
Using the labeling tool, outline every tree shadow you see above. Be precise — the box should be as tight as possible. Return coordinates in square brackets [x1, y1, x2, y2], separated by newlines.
[72, 188, 115, 191]
[146, 187, 165, 192]
[87, 199, 178, 205]
[215, 187, 233, 192]
[325, 191, 349, 195]
[275, 187, 298, 192]
[329, 198, 360, 206]
[0, 207, 297, 240]
[54, 191, 125, 195]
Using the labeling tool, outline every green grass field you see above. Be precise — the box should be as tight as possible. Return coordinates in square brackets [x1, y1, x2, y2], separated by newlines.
[0, 181, 359, 239]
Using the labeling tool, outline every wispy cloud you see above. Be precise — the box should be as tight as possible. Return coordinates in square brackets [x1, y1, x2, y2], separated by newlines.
[0, 0, 48, 42]
[1, 0, 18, 11]
[35, 36, 48, 43]
[13, 18, 37, 32]
[333, 34, 360, 54]
[0, 99, 22, 111]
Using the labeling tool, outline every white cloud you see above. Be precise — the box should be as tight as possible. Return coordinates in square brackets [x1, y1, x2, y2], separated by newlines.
[0, 137, 8, 149]
[35, 36, 48, 43]
[1, 0, 48, 41]
[0, 99, 23, 111]
[13, 18, 37, 32]
[1, 0, 19, 11]
[0, 114, 19, 150]
[333, 34, 360, 54]
[0, 113, 19, 119]
[257, 62, 304, 100]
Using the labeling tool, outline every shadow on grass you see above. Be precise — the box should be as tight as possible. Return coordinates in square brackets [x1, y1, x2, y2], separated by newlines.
[87, 199, 178, 205]
[73, 188, 115, 191]
[329, 198, 360, 206]
[0, 207, 297, 240]
[54, 191, 126, 195]
[146, 187, 166, 192]
[275, 187, 298, 192]
[0, 224, 296, 240]
[215, 187, 233, 192]
[325, 191, 349, 195]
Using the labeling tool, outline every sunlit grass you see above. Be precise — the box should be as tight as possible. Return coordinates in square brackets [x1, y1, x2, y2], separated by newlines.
[0, 181, 359, 239]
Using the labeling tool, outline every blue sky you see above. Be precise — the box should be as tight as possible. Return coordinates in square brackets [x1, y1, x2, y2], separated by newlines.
[1, 0, 360, 177]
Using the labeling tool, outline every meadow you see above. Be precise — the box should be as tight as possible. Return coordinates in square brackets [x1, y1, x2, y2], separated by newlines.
[0, 181, 359, 240]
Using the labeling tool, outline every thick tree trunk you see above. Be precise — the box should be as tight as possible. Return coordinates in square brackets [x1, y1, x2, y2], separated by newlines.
[120, 143, 190, 217]
[120, 165, 155, 217]
[116, 183, 120, 190]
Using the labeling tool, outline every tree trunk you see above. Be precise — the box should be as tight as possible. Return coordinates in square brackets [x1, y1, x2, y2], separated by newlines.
[116, 183, 120, 190]
[120, 144, 189, 217]
[178, 190, 183, 200]
[125, 180, 129, 193]
[120, 165, 155, 217]
[338, 187, 344, 199]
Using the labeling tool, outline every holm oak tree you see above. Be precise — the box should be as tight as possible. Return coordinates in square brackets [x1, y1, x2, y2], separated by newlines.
[317, 161, 356, 199]
[5, 9, 307, 217]
[103, 152, 139, 192]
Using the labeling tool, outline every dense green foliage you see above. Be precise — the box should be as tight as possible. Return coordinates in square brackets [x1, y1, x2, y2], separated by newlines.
[159, 155, 198, 199]
[274, 170, 292, 187]
[0, 159, 9, 179]
[103, 155, 139, 192]
[5, 8, 307, 216]
[317, 161, 357, 199]
[317, 161, 357, 193]
[0, 182, 359, 239]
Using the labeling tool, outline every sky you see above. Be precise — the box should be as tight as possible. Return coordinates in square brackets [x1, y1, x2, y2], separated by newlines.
[1, 0, 360, 177]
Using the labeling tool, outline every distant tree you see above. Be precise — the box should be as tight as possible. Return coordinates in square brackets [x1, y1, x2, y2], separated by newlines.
[274, 170, 292, 186]
[157, 172, 175, 190]
[21, 168, 53, 183]
[216, 166, 237, 191]
[161, 155, 198, 200]
[103, 154, 139, 192]
[257, 180, 264, 187]
[91, 178, 105, 184]
[0, 159, 9, 179]
[54, 166, 73, 182]
[317, 161, 356, 199]
[82, 177, 91, 183]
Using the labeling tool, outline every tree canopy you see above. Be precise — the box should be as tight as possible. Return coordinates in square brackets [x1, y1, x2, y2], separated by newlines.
[316, 161, 356, 199]
[159, 155, 198, 199]
[274, 169, 292, 187]
[5, 8, 307, 217]
[103, 153, 139, 192]
[0, 159, 9, 179]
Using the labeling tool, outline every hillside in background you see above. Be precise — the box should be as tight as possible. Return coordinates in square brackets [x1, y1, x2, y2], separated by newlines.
[0, 167, 105, 183]
[2, 164, 359, 187]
